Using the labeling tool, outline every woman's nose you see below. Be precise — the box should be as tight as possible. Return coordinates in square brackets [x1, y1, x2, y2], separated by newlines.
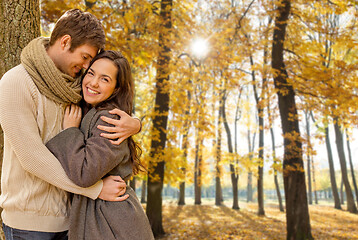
[89, 78, 99, 87]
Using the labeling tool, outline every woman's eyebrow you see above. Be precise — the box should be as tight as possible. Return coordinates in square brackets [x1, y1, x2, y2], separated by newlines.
[101, 74, 113, 80]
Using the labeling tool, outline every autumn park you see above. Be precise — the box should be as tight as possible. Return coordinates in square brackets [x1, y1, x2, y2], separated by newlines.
[1, 0, 358, 239]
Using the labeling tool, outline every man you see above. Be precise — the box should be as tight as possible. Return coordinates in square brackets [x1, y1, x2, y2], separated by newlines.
[0, 9, 140, 239]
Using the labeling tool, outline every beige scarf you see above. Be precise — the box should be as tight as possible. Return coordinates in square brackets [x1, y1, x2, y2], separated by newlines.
[20, 37, 82, 104]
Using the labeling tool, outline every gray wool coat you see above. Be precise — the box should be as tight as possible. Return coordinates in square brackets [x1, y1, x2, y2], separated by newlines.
[46, 108, 154, 240]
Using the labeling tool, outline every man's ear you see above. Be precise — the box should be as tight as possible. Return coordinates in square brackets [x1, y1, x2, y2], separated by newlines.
[59, 34, 72, 50]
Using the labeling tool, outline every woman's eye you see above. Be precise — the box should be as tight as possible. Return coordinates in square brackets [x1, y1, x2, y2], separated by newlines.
[102, 78, 109, 82]
[87, 71, 94, 76]
[83, 56, 88, 60]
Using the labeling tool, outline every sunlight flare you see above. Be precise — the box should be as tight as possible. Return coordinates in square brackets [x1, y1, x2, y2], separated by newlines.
[190, 38, 209, 59]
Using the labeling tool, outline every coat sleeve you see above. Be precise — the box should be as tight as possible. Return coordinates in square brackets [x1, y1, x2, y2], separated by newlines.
[46, 110, 131, 188]
[0, 66, 102, 199]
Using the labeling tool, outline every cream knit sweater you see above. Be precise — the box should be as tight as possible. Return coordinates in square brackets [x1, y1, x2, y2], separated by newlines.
[0, 65, 103, 232]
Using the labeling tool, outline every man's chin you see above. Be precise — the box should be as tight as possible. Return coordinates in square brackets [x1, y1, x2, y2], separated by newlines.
[75, 69, 86, 78]
[74, 71, 82, 78]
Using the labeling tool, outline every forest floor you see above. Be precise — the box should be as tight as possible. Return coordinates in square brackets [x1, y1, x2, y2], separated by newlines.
[157, 199, 358, 240]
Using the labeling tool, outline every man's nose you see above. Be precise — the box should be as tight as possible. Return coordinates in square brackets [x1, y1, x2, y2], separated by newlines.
[83, 60, 91, 70]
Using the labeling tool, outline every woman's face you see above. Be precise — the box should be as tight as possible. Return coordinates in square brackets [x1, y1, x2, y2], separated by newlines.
[82, 58, 118, 107]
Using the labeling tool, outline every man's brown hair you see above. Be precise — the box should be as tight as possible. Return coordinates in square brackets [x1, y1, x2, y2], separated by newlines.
[49, 9, 106, 51]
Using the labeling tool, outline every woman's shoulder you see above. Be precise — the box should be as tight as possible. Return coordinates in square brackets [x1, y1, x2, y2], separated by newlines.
[89, 109, 120, 124]
[85, 108, 129, 148]
[84, 108, 121, 133]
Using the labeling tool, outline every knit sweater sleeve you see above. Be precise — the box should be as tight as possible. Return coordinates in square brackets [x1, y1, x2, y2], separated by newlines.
[46, 110, 131, 188]
[0, 66, 102, 200]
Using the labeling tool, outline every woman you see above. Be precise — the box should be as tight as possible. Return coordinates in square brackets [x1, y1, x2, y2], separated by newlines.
[46, 50, 154, 240]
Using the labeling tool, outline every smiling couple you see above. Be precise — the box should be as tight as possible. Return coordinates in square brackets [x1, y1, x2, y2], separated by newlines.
[0, 9, 154, 240]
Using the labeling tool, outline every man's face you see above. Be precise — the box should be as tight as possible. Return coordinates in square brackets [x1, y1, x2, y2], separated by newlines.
[58, 44, 98, 78]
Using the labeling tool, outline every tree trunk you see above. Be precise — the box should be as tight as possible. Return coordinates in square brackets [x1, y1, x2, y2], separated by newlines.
[271, 1, 313, 239]
[312, 157, 318, 204]
[146, 0, 172, 237]
[270, 127, 284, 212]
[141, 179, 147, 203]
[333, 122, 357, 213]
[257, 109, 265, 215]
[194, 126, 203, 205]
[215, 84, 223, 206]
[250, 54, 265, 216]
[247, 128, 255, 203]
[0, 1, 40, 238]
[178, 131, 188, 205]
[215, 173, 222, 206]
[346, 132, 358, 207]
[305, 112, 313, 205]
[178, 181, 185, 205]
[307, 155, 312, 204]
[178, 145, 187, 206]
[302, 94, 319, 204]
[230, 164, 239, 209]
[0, 0, 40, 77]
[178, 87, 191, 206]
[247, 171, 253, 202]
[324, 126, 341, 209]
[340, 177, 345, 205]
[215, 134, 223, 206]
[222, 88, 240, 210]
[178, 62, 195, 205]
[130, 177, 136, 192]
[311, 113, 340, 208]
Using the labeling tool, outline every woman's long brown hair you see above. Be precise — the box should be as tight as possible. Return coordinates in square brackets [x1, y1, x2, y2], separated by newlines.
[81, 50, 144, 175]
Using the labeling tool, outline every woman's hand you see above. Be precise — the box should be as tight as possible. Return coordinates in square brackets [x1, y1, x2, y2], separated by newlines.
[98, 175, 129, 201]
[63, 104, 82, 130]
